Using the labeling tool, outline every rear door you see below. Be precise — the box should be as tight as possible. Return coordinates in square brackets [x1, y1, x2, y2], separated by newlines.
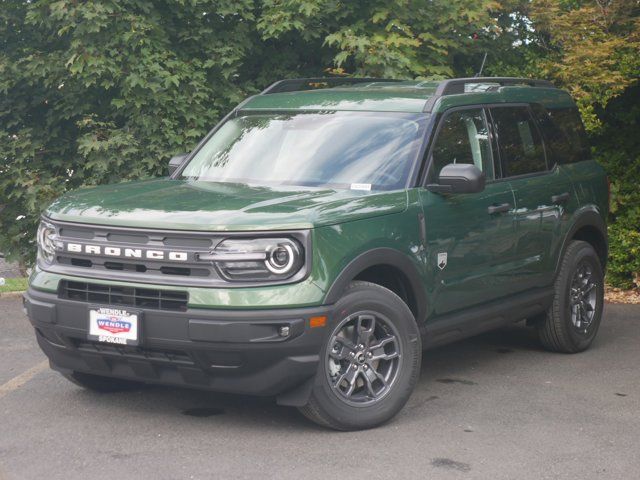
[489, 105, 574, 291]
[420, 107, 519, 316]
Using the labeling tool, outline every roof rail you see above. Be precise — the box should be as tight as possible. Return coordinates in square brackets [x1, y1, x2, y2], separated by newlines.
[261, 77, 401, 95]
[422, 77, 556, 112]
[435, 77, 555, 96]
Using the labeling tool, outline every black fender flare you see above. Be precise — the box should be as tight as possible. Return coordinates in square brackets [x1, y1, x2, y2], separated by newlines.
[555, 206, 608, 276]
[278, 249, 427, 408]
[324, 247, 428, 324]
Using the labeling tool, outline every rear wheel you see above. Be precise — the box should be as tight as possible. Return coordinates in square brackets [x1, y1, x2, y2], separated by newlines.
[299, 281, 421, 430]
[62, 371, 143, 393]
[538, 240, 604, 353]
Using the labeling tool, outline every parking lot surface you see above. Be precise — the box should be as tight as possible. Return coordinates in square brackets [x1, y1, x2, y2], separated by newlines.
[0, 294, 638, 480]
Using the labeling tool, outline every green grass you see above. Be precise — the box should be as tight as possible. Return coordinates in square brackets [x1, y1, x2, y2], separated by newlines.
[0, 277, 28, 293]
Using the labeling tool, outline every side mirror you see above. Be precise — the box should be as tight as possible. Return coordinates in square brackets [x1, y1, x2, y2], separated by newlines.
[168, 153, 188, 176]
[427, 163, 486, 194]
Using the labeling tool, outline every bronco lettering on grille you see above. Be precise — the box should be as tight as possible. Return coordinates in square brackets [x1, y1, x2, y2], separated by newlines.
[64, 243, 188, 261]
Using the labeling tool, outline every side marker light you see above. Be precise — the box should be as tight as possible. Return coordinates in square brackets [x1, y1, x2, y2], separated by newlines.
[309, 316, 327, 328]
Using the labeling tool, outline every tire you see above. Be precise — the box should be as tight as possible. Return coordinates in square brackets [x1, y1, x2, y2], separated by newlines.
[299, 281, 421, 430]
[537, 240, 605, 353]
[62, 371, 143, 393]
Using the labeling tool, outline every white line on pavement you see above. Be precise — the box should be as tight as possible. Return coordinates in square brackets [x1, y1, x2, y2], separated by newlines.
[0, 360, 49, 400]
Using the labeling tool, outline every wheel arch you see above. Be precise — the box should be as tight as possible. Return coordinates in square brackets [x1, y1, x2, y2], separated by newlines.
[324, 248, 427, 324]
[557, 207, 608, 275]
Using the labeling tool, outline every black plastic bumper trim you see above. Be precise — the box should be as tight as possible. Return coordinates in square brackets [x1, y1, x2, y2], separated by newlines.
[24, 287, 332, 397]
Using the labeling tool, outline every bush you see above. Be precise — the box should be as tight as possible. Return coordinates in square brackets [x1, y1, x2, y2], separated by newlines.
[593, 86, 640, 289]
[0, 0, 511, 265]
[1, 1, 638, 289]
[607, 223, 640, 289]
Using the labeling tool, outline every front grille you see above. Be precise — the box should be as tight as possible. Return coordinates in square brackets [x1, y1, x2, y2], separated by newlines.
[50, 221, 225, 286]
[56, 256, 209, 277]
[59, 280, 188, 311]
[44, 219, 309, 287]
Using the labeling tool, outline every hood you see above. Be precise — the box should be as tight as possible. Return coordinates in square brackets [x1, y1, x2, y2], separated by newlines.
[46, 179, 408, 231]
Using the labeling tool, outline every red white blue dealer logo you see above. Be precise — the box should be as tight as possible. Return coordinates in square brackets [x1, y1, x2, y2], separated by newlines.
[89, 307, 139, 345]
[97, 316, 132, 335]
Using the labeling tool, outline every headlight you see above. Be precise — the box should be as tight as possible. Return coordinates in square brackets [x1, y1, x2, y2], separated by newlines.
[206, 238, 304, 282]
[37, 220, 58, 265]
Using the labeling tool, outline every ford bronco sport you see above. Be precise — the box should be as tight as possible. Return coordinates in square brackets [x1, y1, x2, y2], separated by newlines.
[25, 77, 608, 430]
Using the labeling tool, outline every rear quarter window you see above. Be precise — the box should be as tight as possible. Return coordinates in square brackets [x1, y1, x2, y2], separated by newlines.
[532, 104, 591, 165]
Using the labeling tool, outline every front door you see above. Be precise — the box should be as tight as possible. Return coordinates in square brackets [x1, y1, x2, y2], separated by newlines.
[420, 107, 519, 316]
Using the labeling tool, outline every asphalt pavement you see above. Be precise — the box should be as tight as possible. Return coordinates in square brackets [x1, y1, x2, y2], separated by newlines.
[0, 293, 638, 480]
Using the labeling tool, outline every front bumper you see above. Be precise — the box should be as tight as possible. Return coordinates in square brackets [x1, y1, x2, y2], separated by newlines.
[24, 287, 332, 398]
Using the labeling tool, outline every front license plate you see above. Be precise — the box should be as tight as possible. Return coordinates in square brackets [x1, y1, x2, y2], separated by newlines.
[88, 307, 140, 346]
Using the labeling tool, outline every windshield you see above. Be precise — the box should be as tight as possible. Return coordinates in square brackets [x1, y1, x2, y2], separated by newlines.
[180, 111, 429, 190]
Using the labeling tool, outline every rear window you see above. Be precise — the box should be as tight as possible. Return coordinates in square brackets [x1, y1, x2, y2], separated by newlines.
[532, 105, 590, 164]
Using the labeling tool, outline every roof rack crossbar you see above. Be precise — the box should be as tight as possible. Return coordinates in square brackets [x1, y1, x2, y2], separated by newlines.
[435, 77, 555, 96]
[261, 77, 401, 95]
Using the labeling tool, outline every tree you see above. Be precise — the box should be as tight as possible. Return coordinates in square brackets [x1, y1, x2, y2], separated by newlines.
[0, 0, 510, 265]
[258, 0, 506, 78]
[1, 0, 639, 288]
[530, 0, 640, 130]
[529, 0, 640, 287]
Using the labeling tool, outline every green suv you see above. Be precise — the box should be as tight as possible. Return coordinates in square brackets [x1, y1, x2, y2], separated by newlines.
[25, 77, 608, 430]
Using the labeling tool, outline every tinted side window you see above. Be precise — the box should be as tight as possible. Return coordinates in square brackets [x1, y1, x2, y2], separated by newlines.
[548, 107, 591, 163]
[430, 108, 495, 181]
[531, 105, 590, 165]
[491, 106, 547, 177]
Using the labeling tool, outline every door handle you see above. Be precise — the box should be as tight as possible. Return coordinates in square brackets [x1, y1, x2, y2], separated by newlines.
[551, 192, 570, 204]
[487, 203, 511, 214]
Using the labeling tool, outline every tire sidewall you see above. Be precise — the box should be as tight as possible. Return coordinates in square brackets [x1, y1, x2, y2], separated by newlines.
[310, 283, 421, 429]
[558, 243, 605, 351]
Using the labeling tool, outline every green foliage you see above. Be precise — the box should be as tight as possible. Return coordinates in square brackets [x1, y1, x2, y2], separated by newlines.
[0, 0, 287, 263]
[608, 224, 640, 289]
[526, 1, 640, 288]
[0, 277, 28, 294]
[0, 0, 513, 265]
[259, 0, 504, 78]
[0, 0, 639, 287]
[593, 86, 640, 288]
[530, 0, 640, 131]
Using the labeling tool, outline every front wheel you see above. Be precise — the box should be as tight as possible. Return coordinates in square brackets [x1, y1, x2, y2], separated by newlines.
[537, 240, 605, 353]
[299, 281, 421, 430]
